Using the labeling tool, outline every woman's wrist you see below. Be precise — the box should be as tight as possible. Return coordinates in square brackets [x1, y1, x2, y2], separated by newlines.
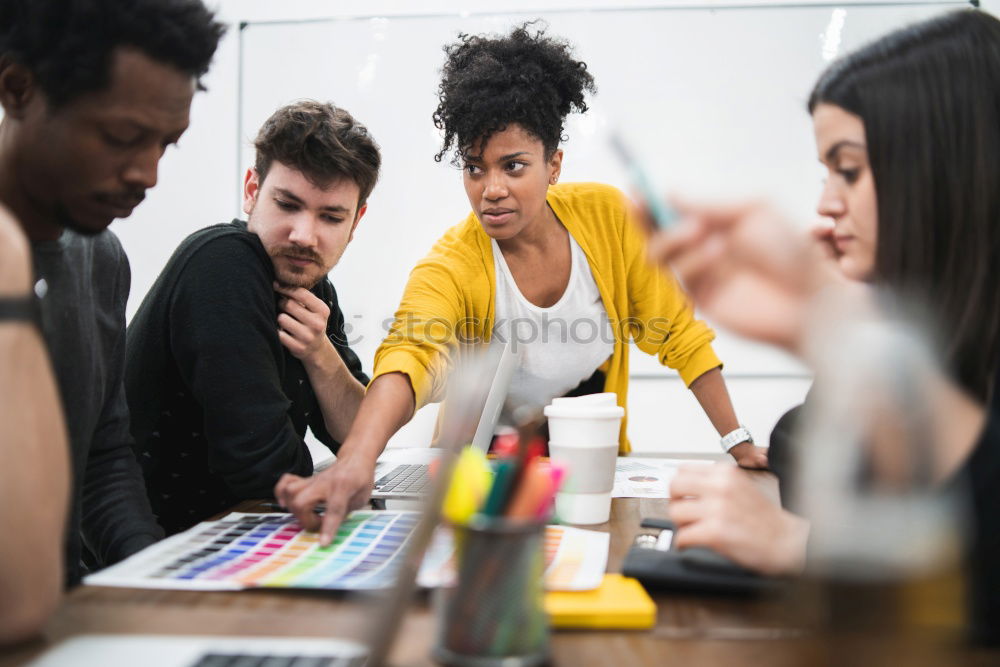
[333, 435, 382, 472]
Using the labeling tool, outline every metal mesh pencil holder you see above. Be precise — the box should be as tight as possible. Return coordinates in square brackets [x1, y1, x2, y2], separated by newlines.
[433, 517, 550, 666]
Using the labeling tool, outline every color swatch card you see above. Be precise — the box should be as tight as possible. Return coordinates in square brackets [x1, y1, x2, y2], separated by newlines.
[612, 457, 713, 499]
[86, 511, 425, 591]
[540, 524, 610, 590]
[418, 524, 609, 591]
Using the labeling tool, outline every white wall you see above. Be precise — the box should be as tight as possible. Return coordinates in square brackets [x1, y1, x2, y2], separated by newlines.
[112, 0, 984, 454]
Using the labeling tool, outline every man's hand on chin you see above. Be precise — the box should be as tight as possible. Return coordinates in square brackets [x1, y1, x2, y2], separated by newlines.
[274, 282, 333, 367]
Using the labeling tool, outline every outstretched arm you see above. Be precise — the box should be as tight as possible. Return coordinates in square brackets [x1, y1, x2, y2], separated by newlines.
[688, 367, 768, 469]
[275, 371, 415, 545]
[276, 236, 475, 544]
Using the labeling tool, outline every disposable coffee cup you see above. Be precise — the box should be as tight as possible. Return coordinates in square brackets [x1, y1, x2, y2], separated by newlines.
[544, 400, 624, 525]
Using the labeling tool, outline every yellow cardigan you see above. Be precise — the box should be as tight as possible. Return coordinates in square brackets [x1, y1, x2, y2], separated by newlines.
[372, 182, 722, 453]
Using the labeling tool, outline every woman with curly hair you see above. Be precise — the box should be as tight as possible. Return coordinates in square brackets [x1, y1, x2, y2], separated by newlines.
[277, 23, 762, 541]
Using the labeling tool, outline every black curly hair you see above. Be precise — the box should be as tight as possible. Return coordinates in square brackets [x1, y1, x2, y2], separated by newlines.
[0, 0, 225, 109]
[432, 22, 596, 165]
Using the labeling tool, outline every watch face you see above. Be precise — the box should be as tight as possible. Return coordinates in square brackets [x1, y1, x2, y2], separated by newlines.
[721, 427, 752, 451]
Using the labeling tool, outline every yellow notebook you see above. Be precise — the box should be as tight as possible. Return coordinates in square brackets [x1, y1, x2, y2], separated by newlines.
[544, 574, 656, 629]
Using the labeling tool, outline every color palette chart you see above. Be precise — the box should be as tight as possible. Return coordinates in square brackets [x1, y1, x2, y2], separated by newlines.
[86, 511, 423, 591]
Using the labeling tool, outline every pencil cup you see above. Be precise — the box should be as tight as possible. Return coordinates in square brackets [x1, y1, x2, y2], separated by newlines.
[433, 517, 550, 667]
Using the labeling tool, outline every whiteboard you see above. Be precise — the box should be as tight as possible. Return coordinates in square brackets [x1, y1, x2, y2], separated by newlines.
[238, 2, 966, 379]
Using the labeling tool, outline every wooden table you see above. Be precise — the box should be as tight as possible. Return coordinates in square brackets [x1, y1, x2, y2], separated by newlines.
[1, 467, 992, 666]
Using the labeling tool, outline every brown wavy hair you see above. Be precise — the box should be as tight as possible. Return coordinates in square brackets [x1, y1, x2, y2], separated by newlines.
[254, 101, 382, 209]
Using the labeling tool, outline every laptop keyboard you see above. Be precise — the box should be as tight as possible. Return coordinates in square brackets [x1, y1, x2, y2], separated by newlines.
[374, 463, 430, 494]
[190, 653, 363, 667]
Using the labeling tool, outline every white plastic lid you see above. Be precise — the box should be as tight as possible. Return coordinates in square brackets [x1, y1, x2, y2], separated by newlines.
[543, 403, 625, 420]
[550, 392, 617, 407]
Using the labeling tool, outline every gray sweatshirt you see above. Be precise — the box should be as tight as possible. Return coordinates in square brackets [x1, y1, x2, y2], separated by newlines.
[32, 229, 162, 586]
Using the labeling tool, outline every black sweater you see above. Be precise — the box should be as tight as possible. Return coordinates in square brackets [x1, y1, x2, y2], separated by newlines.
[770, 372, 1000, 645]
[956, 370, 1000, 645]
[126, 221, 368, 534]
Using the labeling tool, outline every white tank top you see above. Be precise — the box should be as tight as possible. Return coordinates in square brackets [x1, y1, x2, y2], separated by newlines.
[492, 235, 614, 410]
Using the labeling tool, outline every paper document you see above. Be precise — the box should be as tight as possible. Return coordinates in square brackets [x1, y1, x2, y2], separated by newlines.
[418, 524, 609, 591]
[612, 457, 713, 498]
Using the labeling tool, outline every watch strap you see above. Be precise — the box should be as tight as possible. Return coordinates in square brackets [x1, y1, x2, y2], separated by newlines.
[720, 426, 753, 453]
[0, 295, 40, 327]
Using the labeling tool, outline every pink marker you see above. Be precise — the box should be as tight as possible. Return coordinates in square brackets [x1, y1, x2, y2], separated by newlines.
[536, 464, 566, 520]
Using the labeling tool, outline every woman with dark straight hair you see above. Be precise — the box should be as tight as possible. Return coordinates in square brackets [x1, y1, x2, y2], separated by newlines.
[766, 6, 1000, 502]
[652, 9, 1000, 644]
[807, 8, 1000, 400]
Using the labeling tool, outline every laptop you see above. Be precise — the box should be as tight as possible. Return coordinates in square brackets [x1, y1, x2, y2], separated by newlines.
[26, 635, 367, 667]
[370, 340, 517, 500]
[27, 351, 508, 667]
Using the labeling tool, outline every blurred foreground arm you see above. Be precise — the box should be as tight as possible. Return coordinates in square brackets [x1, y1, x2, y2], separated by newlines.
[0, 209, 69, 643]
[668, 464, 810, 576]
[651, 199, 988, 481]
[655, 201, 988, 575]
[648, 201, 842, 353]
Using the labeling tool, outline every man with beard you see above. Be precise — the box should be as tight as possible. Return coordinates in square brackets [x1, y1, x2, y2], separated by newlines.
[126, 101, 378, 533]
[0, 0, 224, 585]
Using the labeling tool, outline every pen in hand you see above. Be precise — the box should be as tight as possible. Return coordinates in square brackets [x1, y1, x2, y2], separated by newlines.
[608, 130, 680, 231]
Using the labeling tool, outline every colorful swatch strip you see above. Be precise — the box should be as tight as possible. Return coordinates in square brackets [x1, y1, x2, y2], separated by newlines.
[87, 511, 420, 591]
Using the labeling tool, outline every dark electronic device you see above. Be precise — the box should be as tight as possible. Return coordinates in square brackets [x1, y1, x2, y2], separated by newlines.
[622, 518, 785, 595]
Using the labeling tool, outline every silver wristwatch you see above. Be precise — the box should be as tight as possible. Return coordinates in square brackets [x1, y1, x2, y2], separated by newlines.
[720, 426, 753, 453]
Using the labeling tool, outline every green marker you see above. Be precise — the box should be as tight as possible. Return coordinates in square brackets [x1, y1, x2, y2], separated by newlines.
[482, 460, 516, 517]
